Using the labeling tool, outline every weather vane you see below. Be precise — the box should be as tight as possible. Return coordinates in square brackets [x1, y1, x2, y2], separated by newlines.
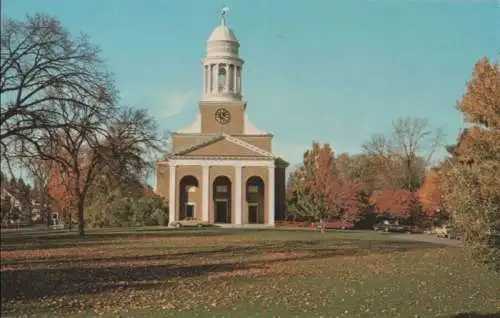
[221, 6, 229, 25]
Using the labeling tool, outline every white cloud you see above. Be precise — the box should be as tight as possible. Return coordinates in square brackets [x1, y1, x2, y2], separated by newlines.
[159, 91, 195, 118]
[120, 87, 196, 119]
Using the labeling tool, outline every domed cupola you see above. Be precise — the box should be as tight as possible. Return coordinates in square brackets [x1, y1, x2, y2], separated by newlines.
[202, 7, 244, 102]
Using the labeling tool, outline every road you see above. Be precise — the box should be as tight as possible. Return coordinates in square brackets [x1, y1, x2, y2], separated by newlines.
[277, 227, 464, 247]
[390, 233, 463, 246]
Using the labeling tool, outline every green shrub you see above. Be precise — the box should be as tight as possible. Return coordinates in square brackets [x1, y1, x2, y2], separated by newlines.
[87, 195, 167, 228]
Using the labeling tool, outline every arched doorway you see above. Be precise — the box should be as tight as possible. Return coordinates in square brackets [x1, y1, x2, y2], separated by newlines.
[246, 176, 265, 224]
[213, 176, 232, 223]
[179, 175, 199, 220]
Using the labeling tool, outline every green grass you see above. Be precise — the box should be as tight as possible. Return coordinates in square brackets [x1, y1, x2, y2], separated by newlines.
[1, 227, 499, 317]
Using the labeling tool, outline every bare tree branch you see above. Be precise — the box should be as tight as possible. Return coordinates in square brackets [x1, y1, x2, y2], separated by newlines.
[1, 13, 117, 164]
[362, 117, 444, 191]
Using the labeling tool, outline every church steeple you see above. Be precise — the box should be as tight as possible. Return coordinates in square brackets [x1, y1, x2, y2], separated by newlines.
[202, 7, 244, 102]
[177, 7, 268, 136]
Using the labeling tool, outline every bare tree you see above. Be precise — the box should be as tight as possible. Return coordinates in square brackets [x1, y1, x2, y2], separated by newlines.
[97, 108, 167, 195]
[31, 104, 164, 236]
[363, 117, 443, 191]
[392, 117, 443, 166]
[0, 13, 116, 168]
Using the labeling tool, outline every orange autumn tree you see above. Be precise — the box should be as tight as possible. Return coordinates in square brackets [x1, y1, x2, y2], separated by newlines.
[370, 188, 419, 222]
[305, 142, 365, 232]
[418, 168, 447, 223]
[457, 57, 500, 133]
[47, 157, 86, 227]
[47, 162, 74, 224]
[332, 179, 366, 226]
[440, 57, 499, 267]
[303, 142, 332, 231]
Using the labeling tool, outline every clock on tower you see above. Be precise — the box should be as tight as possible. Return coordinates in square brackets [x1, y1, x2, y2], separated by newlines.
[214, 107, 231, 125]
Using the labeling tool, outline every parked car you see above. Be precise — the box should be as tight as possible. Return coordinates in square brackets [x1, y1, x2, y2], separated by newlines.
[169, 218, 208, 228]
[406, 225, 425, 234]
[373, 222, 389, 232]
[373, 221, 407, 233]
[435, 224, 454, 238]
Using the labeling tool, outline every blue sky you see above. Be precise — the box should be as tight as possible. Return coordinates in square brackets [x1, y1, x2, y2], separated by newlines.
[3, 0, 499, 167]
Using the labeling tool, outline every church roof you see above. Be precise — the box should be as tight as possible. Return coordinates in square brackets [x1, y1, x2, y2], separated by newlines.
[164, 133, 288, 167]
[208, 25, 238, 42]
[174, 133, 274, 157]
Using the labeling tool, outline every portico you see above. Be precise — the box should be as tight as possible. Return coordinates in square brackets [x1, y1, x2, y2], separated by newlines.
[162, 159, 277, 226]
[154, 9, 288, 227]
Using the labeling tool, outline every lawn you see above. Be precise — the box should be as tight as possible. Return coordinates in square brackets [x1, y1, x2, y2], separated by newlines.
[1, 227, 499, 317]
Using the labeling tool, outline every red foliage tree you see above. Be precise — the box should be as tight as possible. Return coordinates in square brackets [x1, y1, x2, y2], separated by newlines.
[336, 180, 367, 225]
[307, 143, 336, 207]
[47, 156, 86, 226]
[48, 162, 74, 223]
[306, 143, 365, 231]
[370, 188, 419, 221]
[418, 169, 446, 222]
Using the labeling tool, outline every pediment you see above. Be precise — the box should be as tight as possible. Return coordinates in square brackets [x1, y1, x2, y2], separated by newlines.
[174, 134, 275, 158]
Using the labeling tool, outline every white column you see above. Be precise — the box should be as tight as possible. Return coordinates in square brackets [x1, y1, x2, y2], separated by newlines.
[224, 64, 230, 92]
[214, 63, 219, 93]
[235, 165, 242, 225]
[267, 166, 275, 226]
[239, 67, 243, 95]
[233, 65, 237, 94]
[212, 64, 216, 94]
[202, 165, 209, 222]
[169, 164, 176, 226]
[209, 64, 213, 94]
[235, 67, 240, 95]
[203, 65, 207, 95]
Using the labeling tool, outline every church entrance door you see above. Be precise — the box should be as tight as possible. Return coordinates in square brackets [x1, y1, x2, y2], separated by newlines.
[215, 199, 231, 223]
[248, 203, 259, 224]
[213, 176, 232, 224]
[246, 176, 265, 224]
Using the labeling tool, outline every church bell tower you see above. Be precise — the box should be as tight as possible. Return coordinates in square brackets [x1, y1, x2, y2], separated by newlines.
[202, 9, 243, 102]
[175, 7, 269, 136]
[198, 9, 247, 135]
[156, 7, 289, 228]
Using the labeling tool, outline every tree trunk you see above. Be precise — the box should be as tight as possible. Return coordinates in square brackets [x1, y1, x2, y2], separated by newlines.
[44, 209, 49, 227]
[67, 210, 72, 232]
[77, 196, 85, 236]
[320, 218, 325, 234]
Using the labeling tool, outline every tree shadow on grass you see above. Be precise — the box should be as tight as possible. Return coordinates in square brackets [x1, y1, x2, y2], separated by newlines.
[0, 229, 235, 251]
[2, 238, 440, 266]
[450, 313, 500, 318]
[0, 239, 441, 302]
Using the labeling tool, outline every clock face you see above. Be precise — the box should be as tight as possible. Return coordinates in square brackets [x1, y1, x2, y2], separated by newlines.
[214, 107, 231, 125]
